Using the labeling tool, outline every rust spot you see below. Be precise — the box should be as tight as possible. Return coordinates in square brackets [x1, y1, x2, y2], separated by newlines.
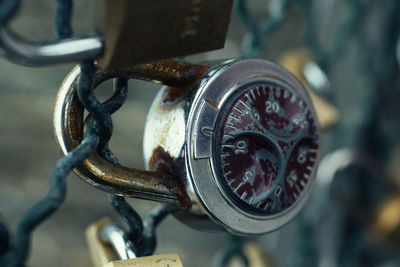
[160, 64, 210, 110]
[148, 146, 191, 209]
[144, 60, 205, 83]
[61, 62, 193, 207]
[67, 90, 84, 147]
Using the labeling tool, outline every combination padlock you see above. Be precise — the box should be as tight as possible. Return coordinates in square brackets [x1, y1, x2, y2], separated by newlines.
[54, 58, 321, 235]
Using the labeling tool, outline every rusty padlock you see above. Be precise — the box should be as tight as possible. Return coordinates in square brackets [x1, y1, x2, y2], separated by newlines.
[54, 58, 321, 235]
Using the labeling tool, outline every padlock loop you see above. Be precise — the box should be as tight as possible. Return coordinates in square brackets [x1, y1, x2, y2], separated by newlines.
[54, 60, 203, 208]
[0, 26, 103, 66]
[100, 223, 137, 260]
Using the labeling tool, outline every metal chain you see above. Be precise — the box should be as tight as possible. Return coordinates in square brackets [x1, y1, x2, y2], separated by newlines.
[96, 78, 177, 257]
[0, 0, 398, 266]
[295, 1, 399, 266]
[0, 0, 21, 24]
[229, 1, 400, 267]
[235, 0, 371, 72]
[298, 0, 371, 72]
[0, 0, 164, 265]
[235, 0, 293, 58]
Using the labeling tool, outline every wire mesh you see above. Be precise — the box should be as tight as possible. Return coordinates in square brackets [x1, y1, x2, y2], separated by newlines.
[0, 0, 399, 266]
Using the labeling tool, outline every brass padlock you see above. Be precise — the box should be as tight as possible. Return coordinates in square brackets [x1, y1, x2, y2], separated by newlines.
[103, 255, 184, 267]
[0, 1, 233, 69]
[370, 194, 400, 247]
[86, 218, 184, 267]
[55, 58, 321, 235]
[97, 0, 234, 70]
[228, 243, 272, 267]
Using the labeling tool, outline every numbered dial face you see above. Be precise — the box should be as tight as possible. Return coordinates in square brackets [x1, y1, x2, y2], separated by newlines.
[213, 81, 319, 216]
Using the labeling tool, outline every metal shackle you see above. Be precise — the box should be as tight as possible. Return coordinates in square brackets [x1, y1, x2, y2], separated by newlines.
[0, 26, 103, 66]
[53, 60, 207, 208]
[100, 223, 137, 260]
[0, 0, 103, 66]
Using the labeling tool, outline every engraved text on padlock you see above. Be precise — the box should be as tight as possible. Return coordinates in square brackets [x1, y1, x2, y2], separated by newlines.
[96, 0, 234, 69]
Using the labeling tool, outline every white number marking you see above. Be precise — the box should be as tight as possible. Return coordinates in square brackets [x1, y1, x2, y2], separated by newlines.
[243, 170, 254, 182]
[265, 100, 280, 113]
[286, 170, 298, 187]
[292, 113, 305, 125]
[253, 109, 260, 121]
[235, 139, 248, 155]
[297, 148, 308, 164]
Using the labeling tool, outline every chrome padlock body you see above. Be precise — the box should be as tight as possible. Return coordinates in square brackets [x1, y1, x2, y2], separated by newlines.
[143, 59, 321, 235]
[54, 58, 320, 236]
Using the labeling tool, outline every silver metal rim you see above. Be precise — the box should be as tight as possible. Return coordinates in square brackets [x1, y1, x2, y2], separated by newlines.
[186, 58, 321, 235]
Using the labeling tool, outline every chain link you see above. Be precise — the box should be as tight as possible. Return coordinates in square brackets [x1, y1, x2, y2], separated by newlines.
[0, 0, 399, 266]
[0, 0, 150, 265]
[0, 0, 179, 265]
[226, 1, 400, 266]
[235, 0, 292, 57]
[0, 0, 21, 24]
[235, 0, 373, 72]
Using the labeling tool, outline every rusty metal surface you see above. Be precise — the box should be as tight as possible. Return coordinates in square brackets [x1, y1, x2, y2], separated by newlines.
[96, 60, 207, 88]
[0, 1, 309, 266]
[159, 64, 210, 110]
[54, 60, 206, 209]
[148, 146, 191, 209]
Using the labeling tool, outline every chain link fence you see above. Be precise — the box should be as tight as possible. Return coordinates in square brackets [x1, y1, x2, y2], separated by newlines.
[0, 0, 399, 266]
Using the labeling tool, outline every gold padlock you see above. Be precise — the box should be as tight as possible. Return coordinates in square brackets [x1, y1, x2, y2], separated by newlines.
[103, 254, 184, 267]
[0, 1, 233, 69]
[86, 217, 184, 267]
[228, 243, 272, 267]
[96, 0, 234, 70]
[387, 143, 400, 188]
[370, 194, 400, 247]
[86, 218, 272, 267]
[86, 218, 119, 267]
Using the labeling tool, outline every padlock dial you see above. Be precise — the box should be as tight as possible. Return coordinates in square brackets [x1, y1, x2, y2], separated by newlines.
[143, 58, 321, 234]
[213, 81, 319, 216]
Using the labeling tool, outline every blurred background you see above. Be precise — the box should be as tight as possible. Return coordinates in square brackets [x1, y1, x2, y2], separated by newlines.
[0, 0, 399, 266]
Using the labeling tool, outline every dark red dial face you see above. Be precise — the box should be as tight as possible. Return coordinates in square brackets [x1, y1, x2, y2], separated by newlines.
[213, 81, 319, 216]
